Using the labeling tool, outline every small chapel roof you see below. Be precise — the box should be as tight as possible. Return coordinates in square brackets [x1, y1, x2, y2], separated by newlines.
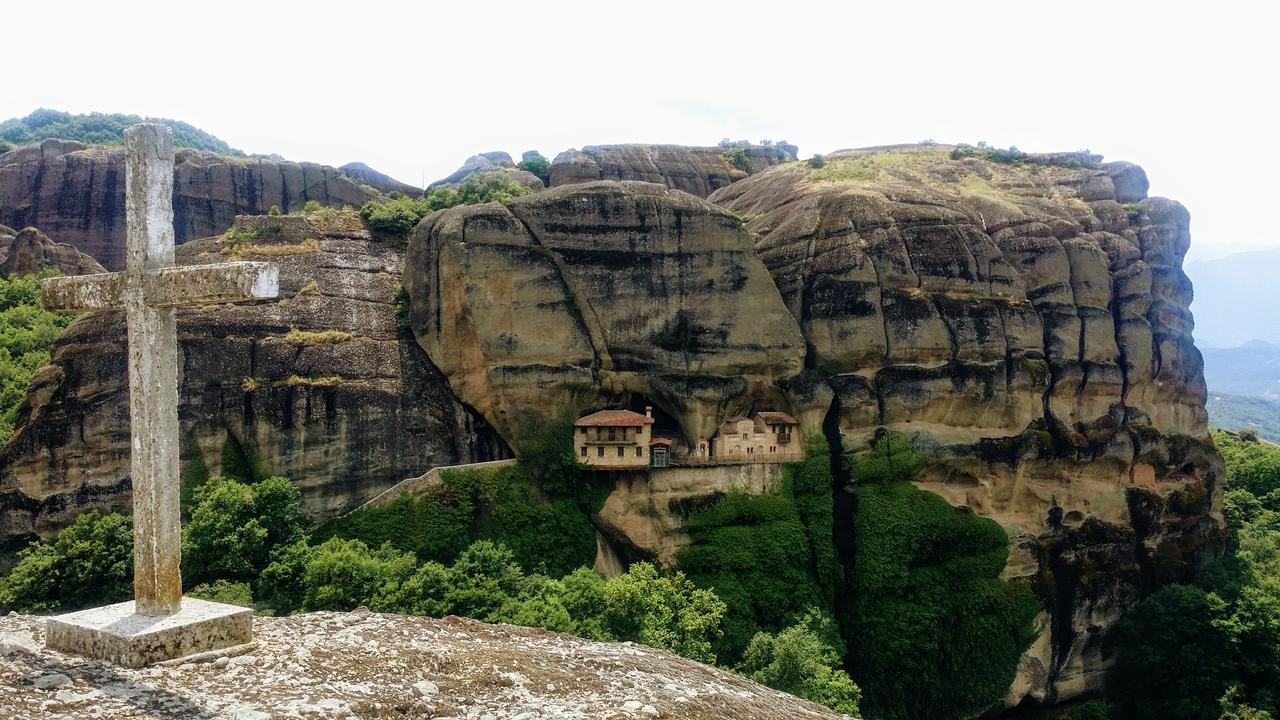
[755, 411, 798, 425]
[574, 409, 654, 427]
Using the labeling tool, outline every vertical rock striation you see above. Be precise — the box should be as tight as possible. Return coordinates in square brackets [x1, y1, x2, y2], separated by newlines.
[0, 211, 500, 543]
[710, 145, 1222, 704]
[0, 140, 384, 270]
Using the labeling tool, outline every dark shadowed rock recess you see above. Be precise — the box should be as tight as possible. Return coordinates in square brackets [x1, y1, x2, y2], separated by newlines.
[0, 140, 386, 270]
[549, 143, 796, 197]
[0, 211, 503, 543]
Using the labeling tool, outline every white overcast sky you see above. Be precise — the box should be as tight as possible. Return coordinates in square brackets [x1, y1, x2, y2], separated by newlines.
[2, 1, 1273, 261]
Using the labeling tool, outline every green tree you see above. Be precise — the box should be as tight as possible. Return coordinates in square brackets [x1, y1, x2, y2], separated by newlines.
[739, 609, 861, 715]
[0, 109, 237, 153]
[723, 146, 751, 173]
[517, 153, 551, 184]
[602, 561, 726, 664]
[0, 510, 132, 613]
[1107, 585, 1235, 720]
[188, 580, 254, 607]
[297, 537, 416, 611]
[846, 433, 1039, 720]
[181, 475, 307, 587]
[0, 271, 75, 439]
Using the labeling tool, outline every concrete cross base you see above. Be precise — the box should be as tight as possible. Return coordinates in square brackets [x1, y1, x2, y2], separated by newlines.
[45, 597, 252, 667]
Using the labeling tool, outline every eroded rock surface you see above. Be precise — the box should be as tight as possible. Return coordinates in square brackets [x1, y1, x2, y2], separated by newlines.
[549, 144, 796, 197]
[405, 181, 807, 445]
[0, 226, 104, 278]
[0, 140, 384, 269]
[0, 211, 500, 542]
[0, 610, 848, 719]
[710, 144, 1222, 704]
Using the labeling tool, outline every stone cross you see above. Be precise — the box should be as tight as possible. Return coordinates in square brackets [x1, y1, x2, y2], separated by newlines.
[40, 124, 279, 617]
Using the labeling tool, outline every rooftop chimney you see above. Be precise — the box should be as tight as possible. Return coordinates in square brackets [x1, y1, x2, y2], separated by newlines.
[645, 406, 653, 418]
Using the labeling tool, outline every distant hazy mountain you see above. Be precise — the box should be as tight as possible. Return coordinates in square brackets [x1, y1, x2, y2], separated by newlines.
[1188, 249, 1280, 348]
[1202, 341, 1280, 398]
[1207, 391, 1280, 441]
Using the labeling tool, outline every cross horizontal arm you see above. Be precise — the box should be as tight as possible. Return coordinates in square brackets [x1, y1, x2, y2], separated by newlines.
[40, 272, 125, 312]
[39, 262, 279, 312]
[145, 262, 279, 307]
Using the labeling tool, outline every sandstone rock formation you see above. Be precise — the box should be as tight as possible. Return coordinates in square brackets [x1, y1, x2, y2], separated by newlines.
[337, 161, 421, 196]
[0, 610, 849, 720]
[0, 211, 502, 542]
[549, 144, 796, 197]
[405, 180, 807, 446]
[0, 226, 104, 278]
[429, 151, 518, 188]
[709, 144, 1222, 704]
[0, 139, 384, 270]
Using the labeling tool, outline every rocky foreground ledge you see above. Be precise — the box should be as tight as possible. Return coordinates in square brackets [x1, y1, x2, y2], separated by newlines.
[0, 610, 848, 720]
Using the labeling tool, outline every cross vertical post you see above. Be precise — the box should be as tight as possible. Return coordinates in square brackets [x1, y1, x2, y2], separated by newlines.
[123, 124, 182, 616]
[40, 123, 279, 665]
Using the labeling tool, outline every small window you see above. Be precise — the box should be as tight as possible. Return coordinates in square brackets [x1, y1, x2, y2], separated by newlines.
[636, 447, 643, 457]
[580, 446, 587, 457]
[580, 427, 587, 435]
[597, 446, 604, 458]
[742, 433, 748, 440]
[617, 447, 624, 457]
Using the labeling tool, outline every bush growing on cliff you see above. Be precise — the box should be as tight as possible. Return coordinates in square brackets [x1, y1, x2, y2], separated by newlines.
[0, 271, 76, 440]
[739, 608, 861, 715]
[950, 141, 1028, 164]
[182, 475, 308, 588]
[516, 153, 551, 184]
[845, 433, 1040, 720]
[314, 419, 598, 578]
[722, 146, 752, 173]
[1105, 431, 1280, 719]
[0, 510, 132, 613]
[360, 171, 533, 237]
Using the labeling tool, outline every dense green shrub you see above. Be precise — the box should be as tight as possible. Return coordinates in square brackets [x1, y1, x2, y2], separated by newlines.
[1105, 430, 1280, 719]
[678, 489, 825, 660]
[182, 475, 308, 587]
[845, 432, 1039, 720]
[950, 141, 1028, 164]
[0, 108, 238, 153]
[1107, 585, 1235, 720]
[806, 154, 825, 168]
[784, 435, 841, 606]
[517, 153, 551, 184]
[740, 609, 861, 715]
[0, 510, 132, 613]
[0, 271, 75, 439]
[188, 580, 254, 607]
[359, 170, 534, 237]
[722, 146, 752, 173]
[314, 426, 597, 578]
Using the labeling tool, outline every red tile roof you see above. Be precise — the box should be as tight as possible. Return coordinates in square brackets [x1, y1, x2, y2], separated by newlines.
[574, 409, 654, 427]
[755, 411, 798, 425]
[649, 437, 676, 446]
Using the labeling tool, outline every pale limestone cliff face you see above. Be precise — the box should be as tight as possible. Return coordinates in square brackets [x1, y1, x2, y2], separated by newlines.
[0, 140, 383, 270]
[405, 181, 808, 446]
[0, 226, 104, 278]
[594, 464, 786, 566]
[0, 212, 501, 542]
[549, 144, 796, 198]
[709, 145, 1222, 705]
